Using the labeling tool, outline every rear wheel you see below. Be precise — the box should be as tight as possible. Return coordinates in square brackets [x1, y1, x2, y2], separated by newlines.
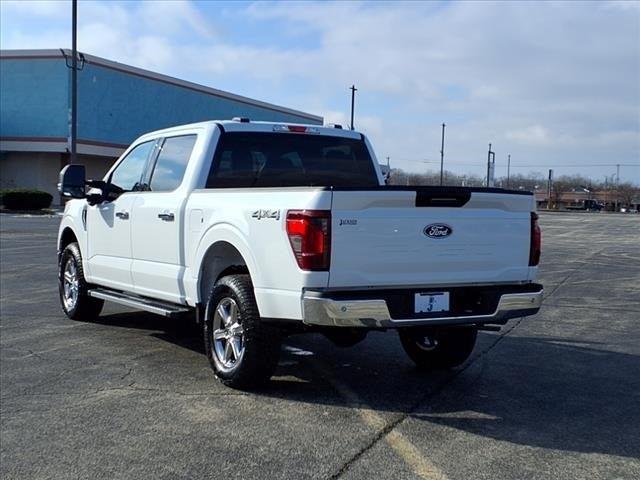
[398, 326, 477, 369]
[58, 242, 103, 320]
[203, 274, 281, 389]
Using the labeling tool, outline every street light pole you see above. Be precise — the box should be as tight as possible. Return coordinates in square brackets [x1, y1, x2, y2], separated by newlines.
[70, 0, 78, 165]
[349, 85, 357, 130]
[439, 123, 446, 186]
[486, 143, 495, 187]
[486, 143, 491, 187]
[507, 154, 511, 188]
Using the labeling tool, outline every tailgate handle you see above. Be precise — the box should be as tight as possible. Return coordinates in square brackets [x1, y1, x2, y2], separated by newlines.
[415, 191, 470, 207]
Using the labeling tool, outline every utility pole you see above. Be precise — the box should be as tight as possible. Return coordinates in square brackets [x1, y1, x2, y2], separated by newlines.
[384, 156, 390, 184]
[548, 169, 553, 209]
[69, 0, 78, 165]
[349, 85, 357, 130]
[614, 163, 620, 212]
[439, 123, 446, 186]
[507, 154, 511, 188]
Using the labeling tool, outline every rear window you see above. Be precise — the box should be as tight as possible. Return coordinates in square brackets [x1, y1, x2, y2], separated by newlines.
[206, 132, 378, 188]
[149, 134, 197, 192]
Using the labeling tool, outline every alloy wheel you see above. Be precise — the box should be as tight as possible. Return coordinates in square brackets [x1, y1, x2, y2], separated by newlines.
[212, 297, 245, 372]
[62, 258, 79, 310]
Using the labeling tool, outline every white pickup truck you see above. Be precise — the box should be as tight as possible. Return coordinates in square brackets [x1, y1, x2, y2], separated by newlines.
[57, 119, 543, 389]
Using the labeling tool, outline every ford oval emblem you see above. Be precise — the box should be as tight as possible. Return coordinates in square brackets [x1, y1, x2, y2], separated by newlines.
[424, 224, 453, 239]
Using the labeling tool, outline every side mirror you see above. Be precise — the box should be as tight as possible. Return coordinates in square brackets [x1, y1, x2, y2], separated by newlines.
[86, 188, 104, 206]
[58, 164, 86, 198]
[86, 179, 124, 204]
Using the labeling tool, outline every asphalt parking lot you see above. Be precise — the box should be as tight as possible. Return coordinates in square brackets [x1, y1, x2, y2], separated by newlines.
[1, 212, 639, 480]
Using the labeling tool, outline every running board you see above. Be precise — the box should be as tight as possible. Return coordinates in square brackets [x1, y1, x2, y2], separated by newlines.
[88, 289, 192, 318]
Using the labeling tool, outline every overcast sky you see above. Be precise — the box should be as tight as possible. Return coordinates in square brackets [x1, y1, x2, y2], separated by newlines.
[1, 0, 639, 183]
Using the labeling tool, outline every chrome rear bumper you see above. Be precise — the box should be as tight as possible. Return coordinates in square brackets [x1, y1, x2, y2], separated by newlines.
[302, 288, 543, 328]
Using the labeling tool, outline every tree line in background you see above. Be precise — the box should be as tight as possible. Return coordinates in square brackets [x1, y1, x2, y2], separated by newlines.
[387, 169, 640, 208]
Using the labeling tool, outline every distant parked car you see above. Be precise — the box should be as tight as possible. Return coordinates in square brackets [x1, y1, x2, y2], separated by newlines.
[566, 199, 604, 211]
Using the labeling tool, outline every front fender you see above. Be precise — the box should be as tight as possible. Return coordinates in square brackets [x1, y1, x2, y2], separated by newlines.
[57, 210, 86, 254]
[57, 201, 89, 275]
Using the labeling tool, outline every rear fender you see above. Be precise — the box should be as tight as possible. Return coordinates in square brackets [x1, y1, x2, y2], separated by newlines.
[192, 223, 260, 304]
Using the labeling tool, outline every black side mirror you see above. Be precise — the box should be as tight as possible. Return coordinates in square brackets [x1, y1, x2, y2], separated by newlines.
[86, 189, 104, 206]
[58, 164, 86, 198]
[86, 179, 124, 203]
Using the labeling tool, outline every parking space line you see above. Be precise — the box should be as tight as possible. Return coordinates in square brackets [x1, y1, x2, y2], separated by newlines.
[307, 357, 448, 480]
[386, 430, 448, 480]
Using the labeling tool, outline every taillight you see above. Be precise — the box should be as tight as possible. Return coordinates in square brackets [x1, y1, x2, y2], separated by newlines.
[286, 210, 331, 271]
[529, 212, 541, 266]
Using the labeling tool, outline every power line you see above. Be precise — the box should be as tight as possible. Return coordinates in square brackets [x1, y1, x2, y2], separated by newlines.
[509, 163, 639, 168]
[399, 159, 481, 167]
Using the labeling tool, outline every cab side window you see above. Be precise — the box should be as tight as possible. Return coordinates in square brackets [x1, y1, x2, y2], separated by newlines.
[148, 135, 197, 192]
[110, 141, 155, 191]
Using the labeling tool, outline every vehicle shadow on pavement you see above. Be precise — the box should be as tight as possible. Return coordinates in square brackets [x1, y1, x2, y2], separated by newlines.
[403, 334, 640, 460]
[93, 312, 640, 460]
[93, 311, 206, 354]
[267, 332, 640, 461]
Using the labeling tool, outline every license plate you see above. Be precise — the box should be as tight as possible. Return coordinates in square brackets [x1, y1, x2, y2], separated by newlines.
[415, 292, 450, 313]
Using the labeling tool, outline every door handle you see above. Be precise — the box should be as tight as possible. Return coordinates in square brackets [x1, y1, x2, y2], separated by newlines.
[115, 211, 129, 220]
[158, 212, 175, 222]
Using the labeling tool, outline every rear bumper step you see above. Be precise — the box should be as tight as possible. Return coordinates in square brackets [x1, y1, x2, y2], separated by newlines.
[302, 286, 543, 328]
[88, 289, 191, 318]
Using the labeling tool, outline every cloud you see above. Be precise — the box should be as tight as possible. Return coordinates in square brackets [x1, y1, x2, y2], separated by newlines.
[1, 0, 638, 181]
[0, 0, 69, 18]
[320, 110, 384, 137]
[506, 126, 551, 146]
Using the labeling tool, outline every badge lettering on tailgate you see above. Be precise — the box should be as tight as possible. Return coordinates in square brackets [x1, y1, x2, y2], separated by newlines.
[339, 219, 358, 226]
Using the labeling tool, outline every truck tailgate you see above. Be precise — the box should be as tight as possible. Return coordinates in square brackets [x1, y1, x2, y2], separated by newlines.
[329, 188, 534, 288]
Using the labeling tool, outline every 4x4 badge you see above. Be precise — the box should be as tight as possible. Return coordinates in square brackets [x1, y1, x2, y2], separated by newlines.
[251, 209, 280, 220]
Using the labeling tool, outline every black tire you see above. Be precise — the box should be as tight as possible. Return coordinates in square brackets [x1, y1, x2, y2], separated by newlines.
[398, 326, 477, 369]
[203, 274, 281, 390]
[58, 242, 103, 320]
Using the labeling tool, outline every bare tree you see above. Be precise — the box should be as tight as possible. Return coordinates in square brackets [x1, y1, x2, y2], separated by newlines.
[386, 169, 635, 204]
[389, 169, 484, 187]
[616, 182, 640, 208]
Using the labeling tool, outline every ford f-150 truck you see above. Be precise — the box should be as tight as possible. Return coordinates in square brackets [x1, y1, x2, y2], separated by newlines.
[57, 119, 543, 389]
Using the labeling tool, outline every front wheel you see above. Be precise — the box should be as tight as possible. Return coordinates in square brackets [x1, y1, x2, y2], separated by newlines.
[203, 274, 281, 390]
[58, 242, 103, 320]
[398, 326, 477, 370]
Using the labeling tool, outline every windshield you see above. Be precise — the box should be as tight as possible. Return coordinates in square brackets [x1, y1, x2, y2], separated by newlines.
[206, 132, 379, 188]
